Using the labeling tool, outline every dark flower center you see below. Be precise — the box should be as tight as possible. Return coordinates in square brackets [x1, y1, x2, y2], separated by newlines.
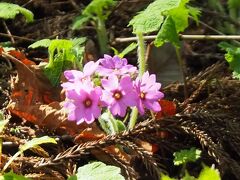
[84, 98, 92, 108]
[113, 91, 122, 100]
[140, 92, 146, 100]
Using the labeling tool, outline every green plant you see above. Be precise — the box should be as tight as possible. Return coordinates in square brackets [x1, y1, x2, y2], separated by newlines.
[68, 161, 124, 180]
[72, 0, 116, 54]
[128, 0, 200, 128]
[161, 148, 221, 180]
[218, 42, 240, 79]
[29, 38, 86, 86]
[208, 0, 240, 34]
[2, 136, 57, 173]
[0, 2, 33, 22]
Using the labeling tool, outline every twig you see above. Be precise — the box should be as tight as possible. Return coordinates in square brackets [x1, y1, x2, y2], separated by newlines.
[0, 32, 35, 42]
[2, 20, 15, 44]
[115, 34, 240, 43]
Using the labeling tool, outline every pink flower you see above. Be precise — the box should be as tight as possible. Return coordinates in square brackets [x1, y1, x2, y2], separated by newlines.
[63, 85, 102, 124]
[101, 75, 137, 117]
[62, 61, 98, 90]
[134, 71, 164, 115]
[96, 55, 137, 76]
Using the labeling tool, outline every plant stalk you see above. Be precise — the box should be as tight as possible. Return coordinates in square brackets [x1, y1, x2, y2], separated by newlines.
[128, 33, 146, 129]
[96, 18, 109, 55]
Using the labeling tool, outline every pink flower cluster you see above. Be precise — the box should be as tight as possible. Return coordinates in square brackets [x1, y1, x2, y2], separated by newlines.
[61, 55, 164, 124]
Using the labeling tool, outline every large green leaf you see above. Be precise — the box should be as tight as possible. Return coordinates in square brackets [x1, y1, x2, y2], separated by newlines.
[154, 16, 180, 47]
[76, 162, 124, 180]
[129, 0, 181, 34]
[0, 2, 33, 22]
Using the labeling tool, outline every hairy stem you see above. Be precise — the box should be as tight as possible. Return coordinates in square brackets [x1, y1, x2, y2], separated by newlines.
[175, 47, 188, 99]
[128, 33, 146, 129]
[96, 18, 109, 55]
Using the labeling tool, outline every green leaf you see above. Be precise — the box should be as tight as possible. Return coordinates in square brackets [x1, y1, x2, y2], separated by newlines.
[115, 120, 126, 132]
[1, 171, 29, 180]
[67, 175, 77, 180]
[188, 6, 201, 25]
[72, 15, 91, 30]
[28, 39, 51, 49]
[182, 171, 197, 180]
[118, 42, 138, 58]
[19, 136, 57, 153]
[82, 0, 116, 19]
[98, 112, 116, 134]
[198, 165, 221, 180]
[161, 173, 176, 180]
[218, 42, 240, 80]
[173, 147, 201, 165]
[0, 3, 33, 22]
[154, 16, 180, 47]
[76, 162, 124, 180]
[168, 0, 191, 33]
[0, 120, 9, 134]
[228, 0, 240, 9]
[44, 39, 75, 86]
[129, 0, 183, 34]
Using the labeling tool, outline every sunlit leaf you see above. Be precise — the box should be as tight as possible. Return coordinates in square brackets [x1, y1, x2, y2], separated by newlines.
[1, 171, 29, 180]
[28, 39, 51, 49]
[198, 165, 221, 180]
[174, 147, 201, 165]
[0, 2, 34, 22]
[20, 136, 57, 153]
[76, 162, 124, 180]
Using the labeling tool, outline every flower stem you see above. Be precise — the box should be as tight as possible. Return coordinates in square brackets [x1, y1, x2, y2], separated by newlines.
[175, 47, 188, 99]
[96, 17, 109, 55]
[136, 33, 146, 77]
[128, 33, 146, 130]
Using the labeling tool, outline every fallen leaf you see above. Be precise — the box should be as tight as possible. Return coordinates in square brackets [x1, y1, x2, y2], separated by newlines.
[155, 99, 176, 119]
[5, 51, 104, 138]
[9, 50, 36, 65]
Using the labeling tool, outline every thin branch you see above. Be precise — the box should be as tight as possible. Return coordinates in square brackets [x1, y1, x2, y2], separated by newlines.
[2, 20, 15, 44]
[0, 32, 35, 42]
[115, 34, 240, 43]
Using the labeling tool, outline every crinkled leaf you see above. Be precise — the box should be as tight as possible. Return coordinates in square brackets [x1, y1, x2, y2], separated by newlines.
[173, 147, 201, 165]
[129, 0, 181, 34]
[1, 171, 29, 180]
[20, 136, 57, 153]
[218, 42, 240, 80]
[168, 0, 190, 33]
[198, 165, 221, 180]
[44, 39, 75, 86]
[28, 39, 51, 49]
[154, 16, 180, 47]
[76, 162, 124, 180]
[0, 2, 33, 22]
[188, 6, 201, 25]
